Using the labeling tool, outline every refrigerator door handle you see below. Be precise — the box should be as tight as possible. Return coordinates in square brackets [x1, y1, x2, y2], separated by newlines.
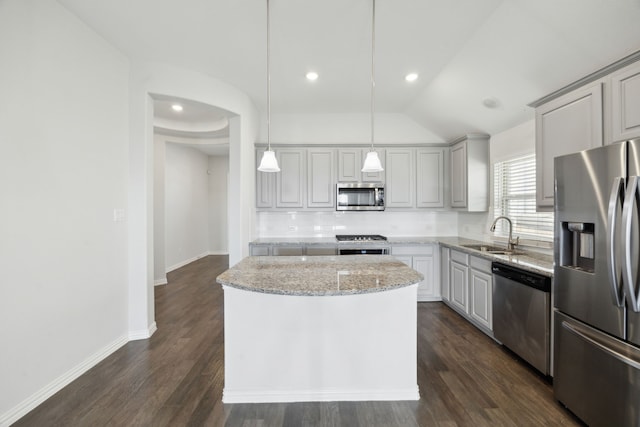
[607, 177, 625, 307]
[622, 175, 640, 312]
[562, 319, 640, 370]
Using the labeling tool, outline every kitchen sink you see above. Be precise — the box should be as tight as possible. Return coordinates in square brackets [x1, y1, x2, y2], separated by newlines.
[461, 244, 523, 255]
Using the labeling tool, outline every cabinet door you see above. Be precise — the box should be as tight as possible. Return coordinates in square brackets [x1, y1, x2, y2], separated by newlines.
[450, 261, 469, 313]
[414, 255, 437, 301]
[416, 148, 444, 208]
[256, 149, 275, 209]
[535, 82, 603, 208]
[276, 149, 305, 208]
[337, 149, 361, 182]
[386, 148, 414, 208]
[440, 246, 450, 301]
[611, 61, 640, 142]
[470, 267, 492, 331]
[307, 149, 335, 208]
[361, 148, 386, 182]
[450, 141, 467, 208]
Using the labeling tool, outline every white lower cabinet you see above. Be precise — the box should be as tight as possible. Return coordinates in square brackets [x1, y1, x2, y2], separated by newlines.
[445, 248, 493, 336]
[250, 243, 337, 256]
[469, 257, 493, 331]
[450, 257, 469, 313]
[440, 246, 450, 301]
[391, 244, 439, 302]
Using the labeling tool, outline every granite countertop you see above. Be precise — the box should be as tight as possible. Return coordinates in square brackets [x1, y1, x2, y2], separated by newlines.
[251, 237, 338, 245]
[437, 237, 554, 277]
[216, 255, 424, 296]
[250, 236, 554, 277]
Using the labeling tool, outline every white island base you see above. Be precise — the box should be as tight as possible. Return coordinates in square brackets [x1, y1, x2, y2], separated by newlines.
[222, 284, 419, 403]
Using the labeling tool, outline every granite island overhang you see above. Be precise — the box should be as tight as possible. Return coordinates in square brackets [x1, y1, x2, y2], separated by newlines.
[216, 255, 423, 403]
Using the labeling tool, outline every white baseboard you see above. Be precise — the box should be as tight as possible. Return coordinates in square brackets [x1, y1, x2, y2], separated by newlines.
[417, 296, 443, 302]
[128, 321, 157, 341]
[154, 277, 168, 286]
[165, 251, 209, 273]
[0, 335, 128, 427]
[222, 387, 420, 404]
[208, 250, 228, 255]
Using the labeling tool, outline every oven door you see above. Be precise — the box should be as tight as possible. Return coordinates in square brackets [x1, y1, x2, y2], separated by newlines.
[338, 246, 389, 255]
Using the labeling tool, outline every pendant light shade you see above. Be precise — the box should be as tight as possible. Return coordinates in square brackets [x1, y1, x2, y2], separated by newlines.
[258, 150, 280, 172]
[257, 0, 280, 173]
[362, 150, 383, 172]
[361, 0, 384, 174]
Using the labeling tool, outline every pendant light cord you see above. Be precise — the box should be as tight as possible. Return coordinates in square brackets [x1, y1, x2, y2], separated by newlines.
[370, 0, 376, 152]
[267, 0, 272, 151]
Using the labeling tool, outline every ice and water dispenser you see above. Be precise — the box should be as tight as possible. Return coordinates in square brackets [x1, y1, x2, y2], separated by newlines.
[559, 222, 595, 273]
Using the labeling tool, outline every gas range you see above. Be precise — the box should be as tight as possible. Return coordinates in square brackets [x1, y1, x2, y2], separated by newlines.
[335, 234, 388, 242]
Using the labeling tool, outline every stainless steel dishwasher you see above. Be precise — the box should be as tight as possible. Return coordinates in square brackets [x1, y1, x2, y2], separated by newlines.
[492, 262, 551, 375]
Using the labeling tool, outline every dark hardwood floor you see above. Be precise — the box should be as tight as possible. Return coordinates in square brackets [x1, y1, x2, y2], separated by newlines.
[14, 255, 582, 426]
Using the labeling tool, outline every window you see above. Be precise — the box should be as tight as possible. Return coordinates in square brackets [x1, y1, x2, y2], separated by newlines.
[493, 154, 554, 241]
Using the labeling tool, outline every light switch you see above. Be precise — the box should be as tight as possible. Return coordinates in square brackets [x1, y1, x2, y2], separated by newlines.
[113, 208, 125, 222]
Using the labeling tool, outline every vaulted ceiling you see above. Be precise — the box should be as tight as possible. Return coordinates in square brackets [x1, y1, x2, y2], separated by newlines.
[59, 0, 640, 142]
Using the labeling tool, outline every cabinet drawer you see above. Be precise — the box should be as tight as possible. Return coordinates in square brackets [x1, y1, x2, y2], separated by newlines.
[250, 245, 270, 256]
[450, 249, 469, 265]
[392, 245, 434, 256]
[272, 246, 304, 256]
[470, 255, 491, 272]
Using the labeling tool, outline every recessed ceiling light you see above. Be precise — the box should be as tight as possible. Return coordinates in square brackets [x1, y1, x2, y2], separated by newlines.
[171, 104, 183, 112]
[405, 73, 418, 82]
[306, 71, 319, 81]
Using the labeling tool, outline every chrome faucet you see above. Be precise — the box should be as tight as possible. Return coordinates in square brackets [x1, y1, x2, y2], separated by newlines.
[490, 216, 519, 250]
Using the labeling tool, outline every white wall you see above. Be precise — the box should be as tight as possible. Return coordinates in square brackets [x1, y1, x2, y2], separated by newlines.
[208, 156, 229, 254]
[164, 143, 210, 271]
[153, 136, 229, 283]
[263, 113, 445, 144]
[129, 62, 258, 280]
[0, 0, 130, 423]
[153, 135, 167, 284]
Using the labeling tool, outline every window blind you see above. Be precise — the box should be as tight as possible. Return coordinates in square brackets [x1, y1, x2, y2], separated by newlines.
[493, 154, 554, 241]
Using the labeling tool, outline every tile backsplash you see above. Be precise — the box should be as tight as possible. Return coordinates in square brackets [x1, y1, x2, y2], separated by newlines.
[256, 211, 459, 237]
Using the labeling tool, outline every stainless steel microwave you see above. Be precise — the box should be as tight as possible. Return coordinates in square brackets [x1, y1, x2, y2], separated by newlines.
[336, 183, 385, 211]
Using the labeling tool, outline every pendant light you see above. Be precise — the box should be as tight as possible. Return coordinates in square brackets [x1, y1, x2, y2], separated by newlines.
[258, 0, 280, 172]
[361, 0, 384, 173]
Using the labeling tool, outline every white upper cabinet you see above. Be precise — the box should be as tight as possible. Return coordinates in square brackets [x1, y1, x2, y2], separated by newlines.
[337, 149, 361, 182]
[386, 148, 414, 208]
[257, 144, 445, 212]
[610, 60, 640, 142]
[535, 81, 603, 208]
[307, 149, 335, 209]
[256, 149, 274, 209]
[450, 142, 467, 208]
[276, 149, 306, 208]
[337, 148, 385, 183]
[449, 134, 489, 212]
[416, 148, 445, 208]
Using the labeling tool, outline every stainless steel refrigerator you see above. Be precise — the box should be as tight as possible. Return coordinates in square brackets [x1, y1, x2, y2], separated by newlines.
[554, 139, 640, 427]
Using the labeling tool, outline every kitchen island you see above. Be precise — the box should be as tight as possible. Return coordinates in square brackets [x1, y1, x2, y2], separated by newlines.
[216, 255, 423, 403]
